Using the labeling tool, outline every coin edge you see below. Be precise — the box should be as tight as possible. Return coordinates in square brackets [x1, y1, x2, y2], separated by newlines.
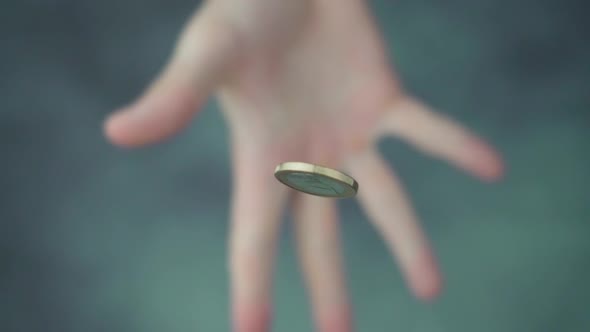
[274, 162, 358, 198]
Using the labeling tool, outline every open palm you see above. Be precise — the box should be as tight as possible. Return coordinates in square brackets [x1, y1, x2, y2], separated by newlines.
[105, 1, 503, 331]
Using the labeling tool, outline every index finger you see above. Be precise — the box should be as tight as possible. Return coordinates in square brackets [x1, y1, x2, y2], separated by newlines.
[229, 147, 288, 332]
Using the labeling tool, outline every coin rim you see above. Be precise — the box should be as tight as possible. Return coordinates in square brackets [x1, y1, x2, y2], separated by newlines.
[274, 162, 358, 198]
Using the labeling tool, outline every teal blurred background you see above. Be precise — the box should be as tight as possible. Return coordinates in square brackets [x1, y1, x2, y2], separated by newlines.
[2, 0, 589, 331]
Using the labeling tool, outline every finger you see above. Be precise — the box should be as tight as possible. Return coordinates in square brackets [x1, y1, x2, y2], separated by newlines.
[229, 148, 288, 332]
[292, 194, 353, 332]
[376, 97, 504, 181]
[345, 147, 441, 301]
[104, 2, 241, 147]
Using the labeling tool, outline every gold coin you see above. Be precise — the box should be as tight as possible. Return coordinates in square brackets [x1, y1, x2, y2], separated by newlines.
[274, 162, 358, 199]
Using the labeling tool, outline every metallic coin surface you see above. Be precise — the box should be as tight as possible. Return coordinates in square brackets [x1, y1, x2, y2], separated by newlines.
[274, 162, 358, 198]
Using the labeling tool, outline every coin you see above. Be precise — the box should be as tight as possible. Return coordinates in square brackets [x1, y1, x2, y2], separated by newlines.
[274, 162, 358, 199]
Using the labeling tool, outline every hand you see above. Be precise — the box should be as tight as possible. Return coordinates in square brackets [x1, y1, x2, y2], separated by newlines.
[104, 0, 503, 331]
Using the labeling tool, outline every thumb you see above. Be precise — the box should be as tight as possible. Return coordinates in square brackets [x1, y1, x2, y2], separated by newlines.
[104, 3, 240, 147]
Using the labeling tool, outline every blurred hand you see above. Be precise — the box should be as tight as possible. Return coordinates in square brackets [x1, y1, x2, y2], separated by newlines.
[104, 0, 503, 331]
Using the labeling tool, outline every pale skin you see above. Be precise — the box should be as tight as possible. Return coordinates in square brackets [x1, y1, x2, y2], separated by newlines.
[104, 0, 504, 331]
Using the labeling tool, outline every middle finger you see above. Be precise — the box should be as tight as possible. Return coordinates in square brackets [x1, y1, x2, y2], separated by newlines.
[292, 194, 353, 332]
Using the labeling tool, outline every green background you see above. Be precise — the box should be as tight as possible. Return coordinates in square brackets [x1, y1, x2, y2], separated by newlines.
[1, 0, 589, 331]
